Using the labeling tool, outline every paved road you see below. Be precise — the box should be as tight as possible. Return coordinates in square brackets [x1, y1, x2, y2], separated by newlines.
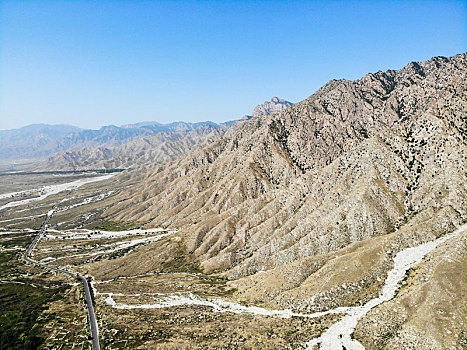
[22, 201, 101, 350]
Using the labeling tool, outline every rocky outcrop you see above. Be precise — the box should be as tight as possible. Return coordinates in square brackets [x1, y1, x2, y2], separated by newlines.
[252, 97, 294, 117]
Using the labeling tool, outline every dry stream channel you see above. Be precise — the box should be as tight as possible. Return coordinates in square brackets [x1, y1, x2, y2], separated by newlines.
[99, 226, 467, 348]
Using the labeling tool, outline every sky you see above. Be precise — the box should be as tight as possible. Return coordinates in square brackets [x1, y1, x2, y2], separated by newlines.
[0, 0, 465, 130]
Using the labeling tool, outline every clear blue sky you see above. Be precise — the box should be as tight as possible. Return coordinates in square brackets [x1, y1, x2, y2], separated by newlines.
[0, 0, 465, 130]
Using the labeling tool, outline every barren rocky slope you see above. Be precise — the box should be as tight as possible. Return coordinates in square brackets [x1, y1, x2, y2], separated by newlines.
[354, 228, 467, 349]
[84, 54, 466, 348]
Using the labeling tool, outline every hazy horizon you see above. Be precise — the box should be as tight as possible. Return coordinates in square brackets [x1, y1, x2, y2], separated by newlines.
[1, 0, 465, 131]
[0, 118, 243, 132]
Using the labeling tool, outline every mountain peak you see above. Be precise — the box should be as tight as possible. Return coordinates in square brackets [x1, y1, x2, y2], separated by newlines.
[252, 97, 294, 117]
[271, 96, 285, 103]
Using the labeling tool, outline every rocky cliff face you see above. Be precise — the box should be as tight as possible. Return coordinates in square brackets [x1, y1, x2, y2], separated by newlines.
[87, 54, 466, 348]
[252, 97, 294, 117]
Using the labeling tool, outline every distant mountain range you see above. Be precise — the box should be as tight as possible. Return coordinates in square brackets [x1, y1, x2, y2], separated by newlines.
[31, 124, 227, 171]
[0, 97, 294, 171]
[0, 122, 216, 161]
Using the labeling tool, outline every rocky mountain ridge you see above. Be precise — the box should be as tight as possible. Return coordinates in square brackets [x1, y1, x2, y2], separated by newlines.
[83, 53, 467, 348]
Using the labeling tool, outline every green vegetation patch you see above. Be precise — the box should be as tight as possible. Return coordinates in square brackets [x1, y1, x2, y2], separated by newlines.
[0, 232, 36, 278]
[159, 239, 203, 274]
[0, 281, 68, 349]
[87, 220, 139, 231]
[0, 230, 70, 349]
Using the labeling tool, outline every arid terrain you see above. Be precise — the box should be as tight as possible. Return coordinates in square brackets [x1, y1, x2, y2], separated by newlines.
[0, 54, 465, 349]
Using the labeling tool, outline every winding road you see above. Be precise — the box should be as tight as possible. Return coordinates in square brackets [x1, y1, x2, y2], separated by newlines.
[22, 199, 101, 350]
